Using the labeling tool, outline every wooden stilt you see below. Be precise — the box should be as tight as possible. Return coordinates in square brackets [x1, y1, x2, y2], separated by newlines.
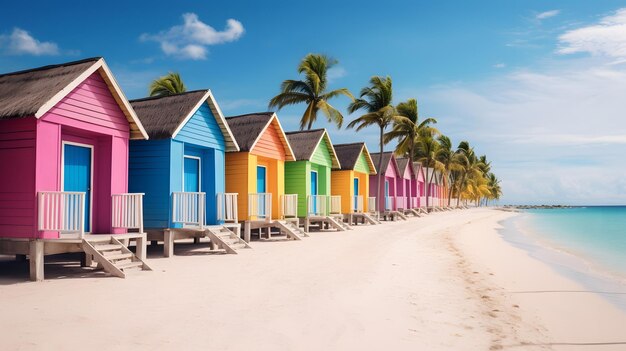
[164, 230, 173, 258]
[29, 240, 44, 282]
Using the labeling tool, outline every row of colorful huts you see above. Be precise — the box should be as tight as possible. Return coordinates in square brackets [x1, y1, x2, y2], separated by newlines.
[0, 58, 452, 281]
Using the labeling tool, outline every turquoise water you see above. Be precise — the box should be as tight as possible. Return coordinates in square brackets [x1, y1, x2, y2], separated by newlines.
[522, 206, 626, 277]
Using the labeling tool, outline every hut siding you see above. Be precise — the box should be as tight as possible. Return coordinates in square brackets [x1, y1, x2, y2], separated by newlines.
[284, 161, 310, 218]
[310, 139, 333, 168]
[42, 73, 130, 139]
[370, 158, 397, 211]
[0, 118, 37, 238]
[174, 103, 226, 151]
[250, 122, 286, 160]
[354, 153, 371, 174]
[129, 139, 171, 228]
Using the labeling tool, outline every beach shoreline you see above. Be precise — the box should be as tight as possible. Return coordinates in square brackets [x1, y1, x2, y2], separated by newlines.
[1, 208, 625, 350]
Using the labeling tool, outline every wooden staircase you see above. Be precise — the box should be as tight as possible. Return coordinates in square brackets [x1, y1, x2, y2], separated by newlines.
[205, 226, 251, 254]
[326, 216, 352, 231]
[274, 220, 305, 240]
[361, 213, 382, 225]
[82, 237, 151, 278]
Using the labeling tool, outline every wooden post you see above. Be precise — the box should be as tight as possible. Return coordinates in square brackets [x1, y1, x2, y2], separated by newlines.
[29, 240, 44, 282]
[193, 237, 200, 244]
[244, 222, 251, 243]
[164, 230, 174, 258]
[135, 236, 147, 261]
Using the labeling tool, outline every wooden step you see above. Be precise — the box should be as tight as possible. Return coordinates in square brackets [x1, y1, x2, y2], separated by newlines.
[115, 261, 144, 270]
[93, 244, 122, 252]
[103, 252, 133, 261]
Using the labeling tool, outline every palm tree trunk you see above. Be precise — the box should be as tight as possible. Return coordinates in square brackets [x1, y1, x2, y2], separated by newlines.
[377, 126, 384, 212]
[456, 173, 466, 208]
[447, 179, 454, 207]
[424, 164, 430, 210]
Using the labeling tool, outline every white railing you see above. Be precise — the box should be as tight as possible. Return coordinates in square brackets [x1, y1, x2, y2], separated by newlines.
[411, 197, 418, 208]
[368, 197, 377, 213]
[385, 196, 395, 211]
[112, 193, 144, 233]
[172, 192, 206, 228]
[249, 193, 272, 221]
[307, 195, 328, 216]
[38, 191, 85, 238]
[353, 195, 364, 213]
[330, 195, 342, 214]
[217, 193, 238, 223]
[420, 196, 426, 208]
[281, 194, 298, 218]
[397, 196, 407, 210]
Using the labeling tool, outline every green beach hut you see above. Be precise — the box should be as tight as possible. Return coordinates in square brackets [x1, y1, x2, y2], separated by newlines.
[284, 129, 348, 231]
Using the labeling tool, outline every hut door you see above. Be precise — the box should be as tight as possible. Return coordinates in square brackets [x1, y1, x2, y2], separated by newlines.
[63, 143, 92, 232]
[353, 178, 359, 211]
[311, 171, 318, 212]
[183, 156, 201, 192]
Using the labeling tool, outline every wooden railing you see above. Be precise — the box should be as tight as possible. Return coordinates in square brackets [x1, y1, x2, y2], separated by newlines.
[368, 197, 377, 213]
[281, 194, 298, 219]
[249, 193, 272, 221]
[396, 196, 407, 210]
[217, 193, 238, 223]
[172, 192, 206, 228]
[353, 195, 364, 213]
[38, 191, 85, 238]
[307, 195, 328, 216]
[330, 195, 342, 214]
[420, 196, 426, 208]
[411, 197, 418, 208]
[112, 193, 145, 233]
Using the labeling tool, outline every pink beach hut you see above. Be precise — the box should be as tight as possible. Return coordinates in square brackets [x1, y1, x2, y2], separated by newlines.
[396, 157, 419, 212]
[0, 57, 151, 280]
[411, 162, 426, 208]
[369, 152, 401, 213]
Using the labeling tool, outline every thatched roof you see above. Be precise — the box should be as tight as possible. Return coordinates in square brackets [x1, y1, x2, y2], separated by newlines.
[225, 112, 274, 151]
[396, 157, 415, 178]
[369, 152, 398, 175]
[0, 57, 148, 139]
[333, 142, 377, 174]
[0, 57, 101, 119]
[412, 162, 425, 181]
[285, 129, 341, 168]
[129, 90, 238, 151]
[131, 90, 209, 139]
[226, 112, 294, 160]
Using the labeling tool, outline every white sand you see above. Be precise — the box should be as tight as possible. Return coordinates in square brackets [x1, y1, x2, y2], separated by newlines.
[1, 208, 625, 350]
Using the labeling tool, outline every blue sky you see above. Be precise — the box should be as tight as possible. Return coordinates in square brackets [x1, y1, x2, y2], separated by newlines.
[1, 0, 626, 205]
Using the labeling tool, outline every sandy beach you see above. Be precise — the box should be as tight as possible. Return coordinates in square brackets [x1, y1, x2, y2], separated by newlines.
[1, 208, 625, 350]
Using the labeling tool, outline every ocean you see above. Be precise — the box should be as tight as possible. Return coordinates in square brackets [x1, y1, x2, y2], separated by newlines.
[501, 206, 626, 310]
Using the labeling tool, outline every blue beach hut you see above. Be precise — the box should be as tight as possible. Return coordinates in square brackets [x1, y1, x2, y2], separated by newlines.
[128, 90, 247, 256]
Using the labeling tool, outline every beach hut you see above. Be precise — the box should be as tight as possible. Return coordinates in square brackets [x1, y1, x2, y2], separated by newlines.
[0, 57, 151, 280]
[412, 162, 427, 210]
[224, 112, 305, 241]
[128, 90, 249, 257]
[331, 143, 379, 225]
[369, 152, 407, 221]
[284, 129, 350, 232]
[396, 157, 422, 216]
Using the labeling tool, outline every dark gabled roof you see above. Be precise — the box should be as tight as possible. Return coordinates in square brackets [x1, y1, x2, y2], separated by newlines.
[225, 112, 275, 151]
[369, 152, 395, 175]
[130, 90, 209, 139]
[412, 162, 425, 180]
[396, 157, 415, 178]
[332, 142, 376, 174]
[285, 129, 340, 168]
[333, 143, 364, 170]
[0, 57, 101, 119]
[285, 129, 325, 161]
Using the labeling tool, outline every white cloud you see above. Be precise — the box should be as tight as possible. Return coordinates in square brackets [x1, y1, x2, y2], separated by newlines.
[536, 10, 560, 20]
[558, 8, 626, 59]
[418, 59, 626, 205]
[327, 66, 347, 83]
[493, 63, 506, 68]
[0, 28, 59, 55]
[140, 13, 244, 60]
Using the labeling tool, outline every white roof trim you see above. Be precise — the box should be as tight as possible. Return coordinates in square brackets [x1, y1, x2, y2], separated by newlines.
[360, 144, 377, 175]
[33, 58, 149, 140]
[309, 130, 341, 169]
[169, 90, 240, 152]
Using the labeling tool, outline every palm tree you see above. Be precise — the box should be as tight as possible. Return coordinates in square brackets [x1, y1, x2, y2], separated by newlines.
[436, 135, 466, 207]
[415, 128, 444, 210]
[149, 72, 187, 97]
[384, 98, 438, 163]
[486, 173, 502, 206]
[347, 76, 407, 205]
[269, 53, 354, 130]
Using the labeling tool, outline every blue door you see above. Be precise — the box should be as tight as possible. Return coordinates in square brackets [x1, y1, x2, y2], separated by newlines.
[257, 166, 267, 217]
[311, 171, 318, 212]
[353, 178, 359, 211]
[63, 144, 92, 232]
[184, 157, 201, 192]
[385, 180, 390, 209]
